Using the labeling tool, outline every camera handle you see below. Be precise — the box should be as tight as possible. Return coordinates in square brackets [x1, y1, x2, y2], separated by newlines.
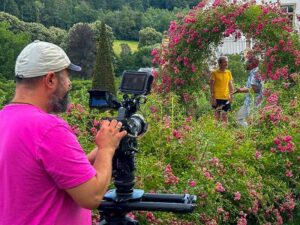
[117, 107, 126, 121]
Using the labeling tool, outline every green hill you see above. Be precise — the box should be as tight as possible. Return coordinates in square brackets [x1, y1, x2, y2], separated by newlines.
[113, 40, 138, 56]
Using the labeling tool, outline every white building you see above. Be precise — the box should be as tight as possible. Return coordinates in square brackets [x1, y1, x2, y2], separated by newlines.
[217, 36, 248, 56]
[264, 0, 300, 32]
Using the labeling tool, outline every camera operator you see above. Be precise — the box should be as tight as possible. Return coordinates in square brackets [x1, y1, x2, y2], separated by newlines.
[0, 40, 127, 225]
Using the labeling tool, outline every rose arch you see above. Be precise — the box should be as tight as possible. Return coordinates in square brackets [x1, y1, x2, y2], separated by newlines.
[151, 0, 300, 115]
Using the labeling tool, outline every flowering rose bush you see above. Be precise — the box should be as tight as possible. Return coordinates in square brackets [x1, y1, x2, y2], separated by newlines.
[151, 0, 300, 111]
[43, 49, 298, 225]
[144, 3, 300, 222]
[56, 84, 299, 224]
[0, 69, 299, 224]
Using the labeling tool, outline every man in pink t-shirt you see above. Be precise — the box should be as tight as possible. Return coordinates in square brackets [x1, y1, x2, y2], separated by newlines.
[0, 41, 127, 225]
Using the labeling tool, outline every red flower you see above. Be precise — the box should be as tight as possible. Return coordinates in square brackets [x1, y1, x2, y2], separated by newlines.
[215, 182, 225, 192]
[188, 180, 197, 187]
[173, 129, 183, 139]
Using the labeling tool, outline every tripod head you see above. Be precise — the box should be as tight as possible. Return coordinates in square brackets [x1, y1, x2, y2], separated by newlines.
[88, 71, 196, 224]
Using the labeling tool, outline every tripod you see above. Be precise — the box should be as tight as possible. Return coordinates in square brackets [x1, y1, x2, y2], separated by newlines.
[97, 136, 197, 225]
[99, 189, 196, 225]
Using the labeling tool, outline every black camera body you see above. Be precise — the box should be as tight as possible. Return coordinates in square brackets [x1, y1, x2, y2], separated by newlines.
[89, 71, 152, 137]
[89, 71, 153, 108]
[88, 71, 196, 225]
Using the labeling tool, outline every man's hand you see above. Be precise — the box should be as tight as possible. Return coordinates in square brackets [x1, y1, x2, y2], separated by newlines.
[236, 87, 248, 93]
[66, 119, 127, 209]
[211, 97, 217, 107]
[228, 94, 233, 103]
[95, 119, 127, 157]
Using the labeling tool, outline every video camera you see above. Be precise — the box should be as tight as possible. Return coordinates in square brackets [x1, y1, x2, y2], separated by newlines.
[89, 71, 152, 138]
[88, 71, 196, 225]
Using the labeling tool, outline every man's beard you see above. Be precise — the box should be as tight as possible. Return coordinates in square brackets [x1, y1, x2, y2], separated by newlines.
[50, 88, 70, 114]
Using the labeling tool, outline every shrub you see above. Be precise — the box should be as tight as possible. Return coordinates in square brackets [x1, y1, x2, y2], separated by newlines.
[138, 27, 162, 48]
[151, 1, 300, 114]
[60, 82, 299, 224]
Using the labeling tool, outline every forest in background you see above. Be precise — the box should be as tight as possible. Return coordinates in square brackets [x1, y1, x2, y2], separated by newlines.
[0, 0, 202, 80]
[0, 10, 168, 80]
[1, 0, 199, 39]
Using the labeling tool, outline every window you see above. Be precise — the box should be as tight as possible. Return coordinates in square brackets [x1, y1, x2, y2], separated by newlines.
[281, 5, 294, 13]
[281, 4, 296, 29]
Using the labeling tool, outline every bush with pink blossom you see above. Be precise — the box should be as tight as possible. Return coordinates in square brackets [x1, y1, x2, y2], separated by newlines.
[0, 1, 300, 224]
[151, 0, 300, 115]
[0, 65, 299, 225]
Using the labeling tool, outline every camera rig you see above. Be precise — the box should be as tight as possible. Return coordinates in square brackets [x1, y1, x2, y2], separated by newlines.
[88, 71, 196, 225]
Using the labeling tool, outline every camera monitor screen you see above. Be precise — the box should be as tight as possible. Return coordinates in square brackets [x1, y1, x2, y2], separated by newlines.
[91, 97, 109, 108]
[120, 71, 152, 95]
[122, 73, 146, 91]
[88, 90, 110, 109]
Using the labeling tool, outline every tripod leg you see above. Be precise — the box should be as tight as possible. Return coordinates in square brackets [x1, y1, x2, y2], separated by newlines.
[99, 213, 139, 225]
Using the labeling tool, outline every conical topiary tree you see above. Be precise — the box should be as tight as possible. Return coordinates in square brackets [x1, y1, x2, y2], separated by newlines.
[91, 21, 116, 95]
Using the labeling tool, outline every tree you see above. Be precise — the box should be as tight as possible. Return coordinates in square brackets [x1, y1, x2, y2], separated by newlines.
[0, 12, 67, 46]
[33, 1, 44, 23]
[115, 43, 136, 76]
[47, 26, 67, 46]
[2, 0, 20, 17]
[90, 20, 116, 73]
[141, 7, 178, 32]
[134, 45, 156, 68]
[0, 22, 30, 80]
[102, 10, 120, 37]
[66, 23, 95, 79]
[113, 5, 142, 40]
[73, 1, 99, 24]
[40, 0, 74, 28]
[0, 12, 26, 33]
[138, 27, 162, 48]
[127, 0, 144, 11]
[91, 0, 107, 10]
[90, 20, 114, 50]
[91, 21, 116, 95]
[2, 0, 200, 31]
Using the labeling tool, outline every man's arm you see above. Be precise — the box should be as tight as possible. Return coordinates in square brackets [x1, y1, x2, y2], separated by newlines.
[65, 120, 127, 209]
[87, 147, 98, 164]
[228, 80, 234, 101]
[251, 84, 260, 93]
[236, 84, 259, 94]
[210, 77, 216, 106]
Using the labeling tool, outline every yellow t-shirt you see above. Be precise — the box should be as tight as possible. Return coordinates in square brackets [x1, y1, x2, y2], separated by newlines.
[211, 69, 233, 100]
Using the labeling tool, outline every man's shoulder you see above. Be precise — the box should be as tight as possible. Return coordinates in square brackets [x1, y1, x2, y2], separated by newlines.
[46, 114, 67, 126]
[34, 113, 74, 148]
[250, 68, 261, 81]
[212, 69, 229, 74]
[250, 67, 259, 75]
[26, 107, 66, 125]
[211, 69, 218, 74]
[19, 106, 69, 132]
[225, 69, 232, 75]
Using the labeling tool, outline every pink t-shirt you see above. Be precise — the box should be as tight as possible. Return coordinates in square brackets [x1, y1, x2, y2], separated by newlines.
[0, 104, 97, 225]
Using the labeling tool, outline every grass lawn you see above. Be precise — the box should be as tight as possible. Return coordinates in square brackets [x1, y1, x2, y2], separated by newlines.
[113, 40, 138, 56]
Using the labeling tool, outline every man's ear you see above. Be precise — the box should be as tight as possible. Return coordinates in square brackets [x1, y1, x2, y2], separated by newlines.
[44, 72, 57, 89]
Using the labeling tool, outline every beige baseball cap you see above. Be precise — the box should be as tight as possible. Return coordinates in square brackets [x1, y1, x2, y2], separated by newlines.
[15, 40, 81, 78]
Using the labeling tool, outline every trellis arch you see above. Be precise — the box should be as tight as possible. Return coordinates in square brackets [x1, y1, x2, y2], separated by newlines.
[152, 0, 300, 104]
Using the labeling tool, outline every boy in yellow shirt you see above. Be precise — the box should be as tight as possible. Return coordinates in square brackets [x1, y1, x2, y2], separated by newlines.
[210, 56, 234, 123]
